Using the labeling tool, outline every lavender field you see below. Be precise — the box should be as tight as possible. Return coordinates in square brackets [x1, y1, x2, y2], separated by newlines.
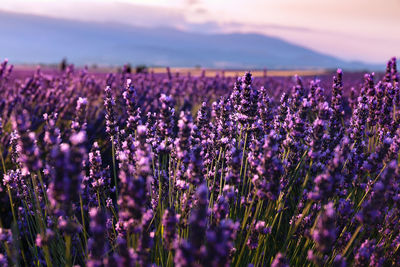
[0, 57, 399, 267]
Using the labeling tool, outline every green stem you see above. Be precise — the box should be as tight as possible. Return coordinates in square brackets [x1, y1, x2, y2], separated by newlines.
[342, 225, 362, 257]
[111, 137, 119, 202]
[65, 234, 72, 267]
[79, 194, 88, 259]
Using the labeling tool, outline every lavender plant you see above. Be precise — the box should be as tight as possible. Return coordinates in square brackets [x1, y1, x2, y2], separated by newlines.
[0, 57, 398, 267]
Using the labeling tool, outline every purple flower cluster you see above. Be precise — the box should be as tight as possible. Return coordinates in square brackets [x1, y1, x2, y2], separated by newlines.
[0, 57, 399, 266]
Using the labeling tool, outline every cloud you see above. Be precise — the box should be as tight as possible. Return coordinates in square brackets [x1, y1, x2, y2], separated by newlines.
[185, 0, 200, 6]
[203, 19, 399, 63]
[0, 1, 188, 29]
[193, 7, 207, 14]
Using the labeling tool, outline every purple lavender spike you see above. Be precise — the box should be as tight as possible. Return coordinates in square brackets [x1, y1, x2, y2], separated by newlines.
[87, 208, 107, 267]
[271, 252, 289, 267]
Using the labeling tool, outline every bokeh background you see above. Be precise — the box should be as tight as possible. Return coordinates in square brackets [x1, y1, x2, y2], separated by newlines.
[1, 0, 399, 69]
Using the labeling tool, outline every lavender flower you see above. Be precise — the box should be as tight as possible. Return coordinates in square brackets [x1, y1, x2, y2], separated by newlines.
[104, 86, 119, 142]
[156, 94, 175, 153]
[186, 145, 204, 187]
[271, 253, 289, 267]
[354, 239, 376, 267]
[329, 69, 345, 150]
[13, 110, 42, 175]
[357, 160, 397, 226]
[312, 202, 336, 254]
[254, 131, 284, 201]
[87, 208, 107, 267]
[162, 208, 178, 250]
[189, 183, 209, 260]
[71, 97, 88, 133]
[204, 219, 239, 266]
[117, 125, 152, 237]
[87, 142, 112, 207]
[48, 131, 87, 225]
[247, 220, 270, 250]
[123, 79, 142, 135]
[237, 72, 258, 128]
[174, 111, 193, 164]
[174, 240, 194, 267]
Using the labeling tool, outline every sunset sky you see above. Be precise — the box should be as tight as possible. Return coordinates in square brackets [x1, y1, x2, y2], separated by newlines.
[2, 0, 399, 64]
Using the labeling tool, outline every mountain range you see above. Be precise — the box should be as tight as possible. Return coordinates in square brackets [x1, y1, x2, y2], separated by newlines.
[0, 10, 382, 70]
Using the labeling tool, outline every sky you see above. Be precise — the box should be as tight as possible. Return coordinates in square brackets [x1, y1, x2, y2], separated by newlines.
[1, 0, 399, 64]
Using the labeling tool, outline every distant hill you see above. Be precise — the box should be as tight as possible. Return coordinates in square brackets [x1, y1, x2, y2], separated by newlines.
[0, 11, 382, 70]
